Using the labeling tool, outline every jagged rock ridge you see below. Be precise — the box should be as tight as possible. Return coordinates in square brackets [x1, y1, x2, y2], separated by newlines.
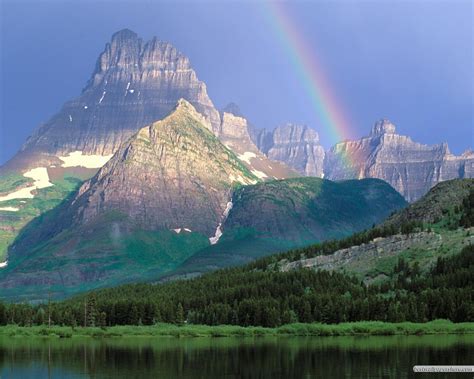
[324, 119, 474, 201]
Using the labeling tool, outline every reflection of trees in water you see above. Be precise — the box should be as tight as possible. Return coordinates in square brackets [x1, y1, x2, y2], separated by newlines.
[0, 336, 472, 378]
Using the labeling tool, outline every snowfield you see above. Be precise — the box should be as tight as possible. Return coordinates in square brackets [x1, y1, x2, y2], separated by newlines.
[58, 151, 113, 168]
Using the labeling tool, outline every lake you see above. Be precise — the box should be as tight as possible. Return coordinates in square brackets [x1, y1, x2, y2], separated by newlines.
[0, 335, 472, 378]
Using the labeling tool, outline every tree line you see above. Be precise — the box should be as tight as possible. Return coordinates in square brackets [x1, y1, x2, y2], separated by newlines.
[0, 244, 472, 328]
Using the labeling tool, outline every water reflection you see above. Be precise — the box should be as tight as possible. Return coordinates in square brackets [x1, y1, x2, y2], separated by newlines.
[0, 335, 472, 378]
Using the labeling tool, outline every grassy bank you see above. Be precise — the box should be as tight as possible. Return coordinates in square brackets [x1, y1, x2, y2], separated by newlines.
[0, 320, 472, 338]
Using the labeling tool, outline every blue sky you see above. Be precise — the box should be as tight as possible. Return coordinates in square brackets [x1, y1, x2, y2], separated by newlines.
[1, 0, 472, 164]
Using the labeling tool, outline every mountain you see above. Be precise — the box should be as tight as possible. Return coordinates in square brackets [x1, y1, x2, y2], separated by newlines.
[253, 124, 325, 177]
[0, 29, 225, 263]
[64, 99, 258, 236]
[4, 29, 220, 170]
[3, 29, 293, 181]
[324, 119, 474, 202]
[0, 100, 257, 300]
[168, 177, 406, 278]
[0, 30, 295, 264]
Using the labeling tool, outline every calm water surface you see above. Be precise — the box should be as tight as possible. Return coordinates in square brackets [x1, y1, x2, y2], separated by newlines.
[0, 335, 473, 378]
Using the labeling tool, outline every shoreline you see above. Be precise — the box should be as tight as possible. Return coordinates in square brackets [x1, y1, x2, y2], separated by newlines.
[0, 320, 472, 338]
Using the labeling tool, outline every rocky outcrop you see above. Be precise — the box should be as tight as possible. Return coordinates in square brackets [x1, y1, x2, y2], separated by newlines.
[6, 29, 220, 168]
[253, 124, 325, 177]
[279, 232, 442, 273]
[218, 106, 297, 180]
[324, 119, 474, 201]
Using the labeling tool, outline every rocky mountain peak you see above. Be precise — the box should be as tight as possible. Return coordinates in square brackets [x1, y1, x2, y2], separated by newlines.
[173, 98, 213, 131]
[461, 149, 474, 158]
[216, 105, 298, 180]
[111, 28, 139, 41]
[88, 30, 192, 90]
[91, 29, 142, 78]
[370, 119, 397, 137]
[175, 98, 194, 110]
[9, 29, 221, 163]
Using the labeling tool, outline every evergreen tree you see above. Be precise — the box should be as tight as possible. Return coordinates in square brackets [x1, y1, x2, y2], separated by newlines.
[176, 303, 185, 325]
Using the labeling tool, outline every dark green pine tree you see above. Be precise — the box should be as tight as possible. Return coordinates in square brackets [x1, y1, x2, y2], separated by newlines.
[0, 302, 8, 326]
[86, 295, 97, 327]
[176, 303, 185, 325]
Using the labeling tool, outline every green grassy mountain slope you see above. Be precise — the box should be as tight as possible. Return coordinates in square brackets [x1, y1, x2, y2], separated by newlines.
[0, 173, 86, 262]
[169, 177, 407, 277]
[270, 179, 474, 283]
[384, 178, 474, 227]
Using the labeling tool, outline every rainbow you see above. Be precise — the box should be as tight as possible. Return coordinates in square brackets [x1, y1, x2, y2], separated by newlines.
[260, 1, 353, 147]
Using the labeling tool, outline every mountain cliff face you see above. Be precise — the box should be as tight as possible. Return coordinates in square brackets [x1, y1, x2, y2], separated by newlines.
[5, 29, 220, 169]
[218, 106, 298, 180]
[324, 120, 474, 202]
[253, 124, 325, 177]
[6, 29, 295, 182]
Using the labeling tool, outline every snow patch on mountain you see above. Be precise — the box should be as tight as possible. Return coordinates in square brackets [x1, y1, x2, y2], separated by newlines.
[209, 201, 233, 245]
[58, 151, 113, 168]
[0, 207, 19, 212]
[251, 169, 268, 179]
[238, 151, 257, 165]
[0, 167, 53, 203]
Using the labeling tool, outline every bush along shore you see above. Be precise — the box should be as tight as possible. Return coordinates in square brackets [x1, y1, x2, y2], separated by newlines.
[0, 320, 472, 338]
